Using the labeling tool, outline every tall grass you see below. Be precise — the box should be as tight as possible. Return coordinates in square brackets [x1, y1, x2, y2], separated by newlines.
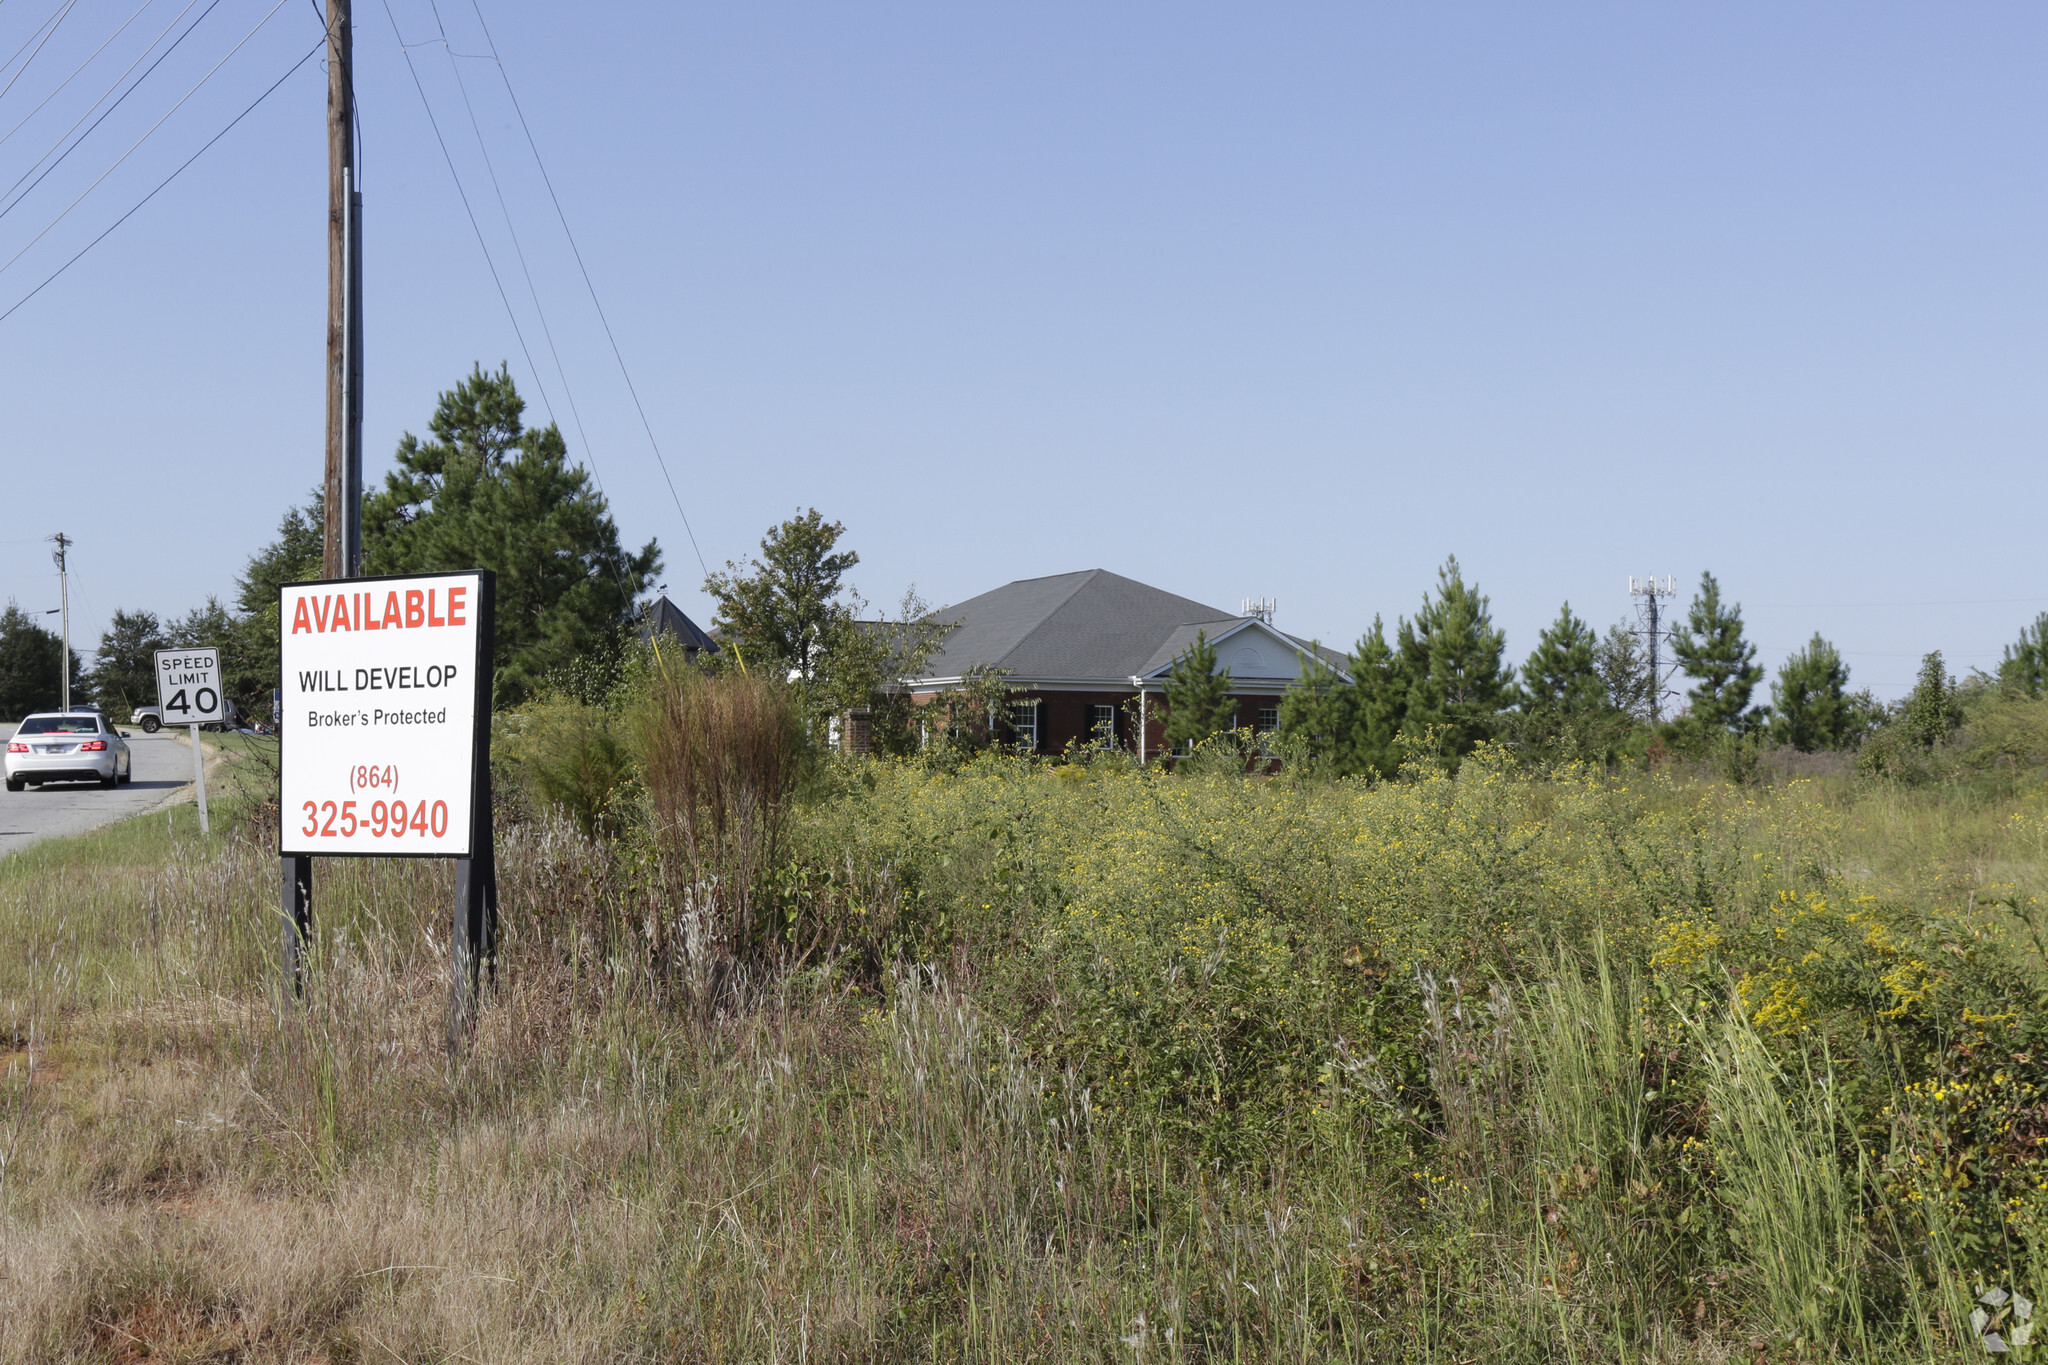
[0, 734, 2042, 1358]
[639, 667, 803, 998]
[1702, 1007, 1868, 1348]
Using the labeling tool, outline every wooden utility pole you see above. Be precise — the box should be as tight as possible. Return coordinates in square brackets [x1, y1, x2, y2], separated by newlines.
[296, 0, 359, 996]
[322, 0, 360, 578]
[50, 533, 72, 712]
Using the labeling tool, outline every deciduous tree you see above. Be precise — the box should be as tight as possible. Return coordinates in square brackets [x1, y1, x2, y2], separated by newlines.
[0, 600, 84, 718]
[91, 609, 167, 719]
[229, 492, 324, 711]
[703, 509, 860, 684]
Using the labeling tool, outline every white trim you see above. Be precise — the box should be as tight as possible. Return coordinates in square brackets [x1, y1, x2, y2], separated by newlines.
[1137, 618, 1339, 681]
[902, 622, 1349, 693]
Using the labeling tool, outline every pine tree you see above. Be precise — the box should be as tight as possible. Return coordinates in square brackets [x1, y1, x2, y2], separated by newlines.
[1768, 634, 1852, 752]
[365, 364, 660, 704]
[1277, 621, 1409, 777]
[1999, 613, 2048, 697]
[1595, 621, 1652, 719]
[1899, 651, 1962, 749]
[1162, 630, 1237, 752]
[1342, 618, 1409, 777]
[1276, 644, 1350, 758]
[1670, 571, 1762, 734]
[1395, 557, 1512, 764]
[1520, 603, 1604, 717]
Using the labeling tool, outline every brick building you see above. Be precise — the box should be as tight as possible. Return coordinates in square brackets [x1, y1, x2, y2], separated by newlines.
[898, 569, 1345, 760]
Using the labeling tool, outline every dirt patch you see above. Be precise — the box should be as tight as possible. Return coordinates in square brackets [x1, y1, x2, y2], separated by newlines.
[91, 1297, 246, 1363]
[0, 1043, 62, 1088]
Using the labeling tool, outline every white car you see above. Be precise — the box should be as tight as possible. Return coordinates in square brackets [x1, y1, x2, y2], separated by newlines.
[5, 710, 133, 791]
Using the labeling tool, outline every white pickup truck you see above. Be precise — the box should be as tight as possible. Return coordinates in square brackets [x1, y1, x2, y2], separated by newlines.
[130, 697, 242, 734]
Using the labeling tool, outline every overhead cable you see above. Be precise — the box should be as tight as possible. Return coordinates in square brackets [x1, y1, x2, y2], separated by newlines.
[0, 0, 79, 106]
[379, 0, 555, 426]
[0, 0, 157, 154]
[0, 0, 214, 222]
[0, 0, 72, 93]
[0, 0, 296, 279]
[426, 0, 590, 462]
[467, 0, 710, 579]
[401, 0, 667, 615]
[0, 38, 321, 324]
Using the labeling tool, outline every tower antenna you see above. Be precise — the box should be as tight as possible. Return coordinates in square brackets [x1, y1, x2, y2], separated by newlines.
[1629, 575, 1678, 722]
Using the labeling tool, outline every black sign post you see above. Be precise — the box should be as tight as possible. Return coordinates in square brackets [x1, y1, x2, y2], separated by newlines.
[450, 766, 499, 1037]
[276, 570, 497, 1046]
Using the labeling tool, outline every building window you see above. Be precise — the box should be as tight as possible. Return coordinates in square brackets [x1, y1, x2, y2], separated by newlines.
[1010, 701, 1039, 752]
[1256, 706, 1278, 732]
[1091, 704, 1117, 748]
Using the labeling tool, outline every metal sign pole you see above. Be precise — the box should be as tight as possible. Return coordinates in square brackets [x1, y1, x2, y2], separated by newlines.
[448, 577, 497, 1047]
[188, 723, 209, 835]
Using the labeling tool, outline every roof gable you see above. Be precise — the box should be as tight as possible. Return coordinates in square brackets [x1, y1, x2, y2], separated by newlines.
[913, 569, 1241, 683]
[1136, 618, 1343, 683]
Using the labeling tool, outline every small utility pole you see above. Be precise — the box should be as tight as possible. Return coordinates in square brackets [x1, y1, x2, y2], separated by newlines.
[49, 533, 71, 711]
[1629, 575, 1677, 722]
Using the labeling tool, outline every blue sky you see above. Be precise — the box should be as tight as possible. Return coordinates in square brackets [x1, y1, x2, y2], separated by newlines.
[2, 2, 2045, 697]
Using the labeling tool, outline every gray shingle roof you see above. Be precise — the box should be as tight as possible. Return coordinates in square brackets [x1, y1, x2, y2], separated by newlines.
[911, 569, 1337, 685]
[639, 596, 717, 653]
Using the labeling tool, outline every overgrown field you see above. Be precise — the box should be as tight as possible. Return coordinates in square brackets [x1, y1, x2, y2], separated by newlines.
[3, 738, 2047, 1361]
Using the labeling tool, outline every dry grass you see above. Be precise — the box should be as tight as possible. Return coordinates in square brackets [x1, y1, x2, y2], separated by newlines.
[639, 666, 805, 994]
[1, 749, 2039, 1361]
[0, 813, 1290, 1362]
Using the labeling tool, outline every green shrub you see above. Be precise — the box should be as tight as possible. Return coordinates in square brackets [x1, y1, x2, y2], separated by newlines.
[497, 696, 636, 840]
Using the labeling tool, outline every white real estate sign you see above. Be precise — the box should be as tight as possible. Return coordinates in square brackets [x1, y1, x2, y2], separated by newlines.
[278, 571, 491, 858]
[154, 647, 226, 725]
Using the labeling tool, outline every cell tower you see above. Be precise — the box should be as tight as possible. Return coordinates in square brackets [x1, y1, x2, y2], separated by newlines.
[1241, 597, 1276, 624]
[1629, 575, 1678, 722]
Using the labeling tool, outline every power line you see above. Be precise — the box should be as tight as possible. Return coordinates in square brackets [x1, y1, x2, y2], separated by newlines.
[429, 0, 620, 508]
[393, 0, 674, 619]
[0, 4, 66, 85]
[467, 0, 709, 580]
[378, 0, 555, 425]
[425, 0, 575, 434]
[0, 0, 78, 107]
[0, 0, 298, 280]
[0, 37, 322, 324]
[1749, 597, 2048, 610]
[0, 0, 72, 93]
[0, 0, 215, 223]
[0, 0, 155, 155]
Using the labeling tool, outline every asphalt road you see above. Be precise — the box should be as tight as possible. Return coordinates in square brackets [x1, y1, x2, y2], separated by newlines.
[0, 726, 198, 859]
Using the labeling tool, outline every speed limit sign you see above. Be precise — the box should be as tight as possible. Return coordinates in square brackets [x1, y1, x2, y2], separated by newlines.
[155, 647, 227, 726]
[154, 646, 223, 836]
